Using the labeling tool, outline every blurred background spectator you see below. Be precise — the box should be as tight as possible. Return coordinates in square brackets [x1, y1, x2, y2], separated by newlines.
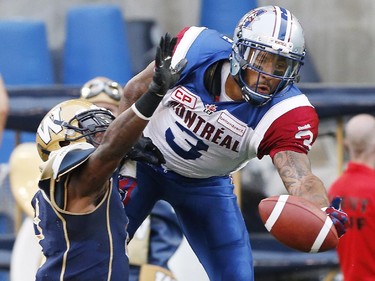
[0, 75, 8, 146]
[328, 114, 375, 281]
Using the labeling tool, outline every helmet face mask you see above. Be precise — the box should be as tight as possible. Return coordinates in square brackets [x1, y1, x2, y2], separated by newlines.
[63, 109, 115, 146]
[36, 99, 115, 161]
[230, 6, 306, 106]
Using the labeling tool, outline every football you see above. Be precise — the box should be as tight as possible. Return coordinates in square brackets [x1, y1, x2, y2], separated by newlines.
[258, 195, 338, 253]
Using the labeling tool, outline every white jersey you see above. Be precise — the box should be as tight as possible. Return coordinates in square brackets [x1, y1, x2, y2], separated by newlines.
[144, 27, 319, 178]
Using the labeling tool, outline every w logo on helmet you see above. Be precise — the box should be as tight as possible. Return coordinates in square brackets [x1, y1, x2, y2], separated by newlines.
[36, 99, 97, 161]
[37, 107, 63, 145]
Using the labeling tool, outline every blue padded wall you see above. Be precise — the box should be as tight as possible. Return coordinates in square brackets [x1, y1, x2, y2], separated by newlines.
[0, 131, 35, 163]
[200, 0, 257, 36]
[0, 20, 53, 163]
[63, 4, 133, 85]
[0, 20, 54, 86]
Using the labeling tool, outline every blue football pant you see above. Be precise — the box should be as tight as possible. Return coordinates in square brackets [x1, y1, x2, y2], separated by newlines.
[126, 163, 254, 281]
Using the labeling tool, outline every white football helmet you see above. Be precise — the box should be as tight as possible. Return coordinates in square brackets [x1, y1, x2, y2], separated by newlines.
[230, 6, 306, 106]
[36, 99, 115, 161]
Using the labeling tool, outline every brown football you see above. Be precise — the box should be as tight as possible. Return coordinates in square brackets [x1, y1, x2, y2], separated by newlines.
[258, 195, 338, 253]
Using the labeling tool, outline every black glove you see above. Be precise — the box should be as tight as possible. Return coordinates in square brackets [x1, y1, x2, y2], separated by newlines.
[133, 33, 187, 119]
[148, 33, 188, 97]
[125, 136, 165, 165]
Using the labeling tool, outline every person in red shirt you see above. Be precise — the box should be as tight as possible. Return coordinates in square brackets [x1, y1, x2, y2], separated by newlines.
[328, 113, 375, 281]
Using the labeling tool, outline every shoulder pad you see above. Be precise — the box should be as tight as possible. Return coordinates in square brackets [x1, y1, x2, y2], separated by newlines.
[40, 143, 95, 181]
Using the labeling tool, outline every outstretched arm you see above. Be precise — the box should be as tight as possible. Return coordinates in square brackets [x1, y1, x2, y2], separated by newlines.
[67, 34, 186, 211]
[273, 150, 329, 208]
[119, 62, 155, 112]
[273, 150, 349, 237]
[119, 33, 182, 112]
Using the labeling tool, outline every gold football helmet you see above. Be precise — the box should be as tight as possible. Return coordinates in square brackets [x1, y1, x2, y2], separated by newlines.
[80, 76, 123, 106]
[36, 98, 115, 161]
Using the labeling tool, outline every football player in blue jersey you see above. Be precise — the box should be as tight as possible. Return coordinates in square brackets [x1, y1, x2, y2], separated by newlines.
[80, 76, 183, 281]
[120, 6, 349, 281]
[32, 35, 186, 281]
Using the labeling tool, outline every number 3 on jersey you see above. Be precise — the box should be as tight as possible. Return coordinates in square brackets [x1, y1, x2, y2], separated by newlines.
[295, 129, 313, 150]
[165, 122, 208, 160]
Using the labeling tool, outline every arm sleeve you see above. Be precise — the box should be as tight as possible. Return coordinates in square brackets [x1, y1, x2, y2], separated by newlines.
[257, 106, 319, 159]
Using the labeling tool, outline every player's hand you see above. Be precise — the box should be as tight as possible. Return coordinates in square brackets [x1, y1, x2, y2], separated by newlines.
[125, 136, 165, 165]
[323, 197, 349, 238]
[148, 33, 187, 97]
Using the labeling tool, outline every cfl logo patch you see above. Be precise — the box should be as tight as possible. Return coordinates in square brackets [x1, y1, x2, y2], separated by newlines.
[203, 104, 217, 115]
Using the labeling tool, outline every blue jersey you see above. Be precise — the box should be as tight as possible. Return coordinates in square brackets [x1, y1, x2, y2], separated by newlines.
[32, 143, 129, 281]
[144, 26, 319, 178]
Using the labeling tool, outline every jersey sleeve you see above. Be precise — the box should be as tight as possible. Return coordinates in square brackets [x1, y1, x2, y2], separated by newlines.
[172, 26, 231, 80]
[173, 26, 208, 76]
[39, 143, 95, 207]
[40, 142, 95, 181]
[257, 105, 319, 159]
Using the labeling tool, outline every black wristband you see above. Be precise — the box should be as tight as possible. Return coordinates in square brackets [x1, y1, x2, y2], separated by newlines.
[132, 91, 163, 120]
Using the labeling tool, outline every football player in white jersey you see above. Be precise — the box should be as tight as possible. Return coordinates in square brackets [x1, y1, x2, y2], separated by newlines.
[120, 6, 349, 281]
[32, 35, 185, 281]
